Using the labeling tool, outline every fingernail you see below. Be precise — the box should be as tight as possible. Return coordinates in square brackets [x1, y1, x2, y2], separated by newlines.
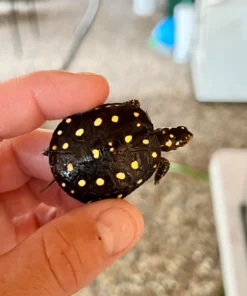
[96, 207, 137, 256]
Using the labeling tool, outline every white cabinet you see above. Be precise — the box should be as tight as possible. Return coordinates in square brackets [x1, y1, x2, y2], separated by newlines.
[191, 0, 247, 102]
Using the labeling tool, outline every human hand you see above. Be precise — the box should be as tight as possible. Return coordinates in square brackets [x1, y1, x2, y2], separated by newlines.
[0, 71, 144, 296]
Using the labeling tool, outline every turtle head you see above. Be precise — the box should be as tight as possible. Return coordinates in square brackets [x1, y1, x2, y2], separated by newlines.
[155, 126, 193, 152]
[174, 126, 193, 147]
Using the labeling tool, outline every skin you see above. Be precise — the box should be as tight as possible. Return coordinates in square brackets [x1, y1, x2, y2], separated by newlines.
[0, 71, 144, 296]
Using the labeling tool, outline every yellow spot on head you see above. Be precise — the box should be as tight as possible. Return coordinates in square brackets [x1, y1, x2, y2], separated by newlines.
[152, 152, 158, 158]
[176, 141, 180, 146]
[137, 123, 141, 127]
[78, 179, 86, 187]
[131, 161, 139, 169]
[71, 190, 75, 194]
[62, 143, 69, 149]
[143, 139, 149, 145]
[137, 179, 143, 185]
[134, 112, 139, 117]
[57, 130, 63, 135]
[92, 149, 100, 159]
[162, 130, 166, 134]
[62, 183, 66, 187]
[110, 147, 114, 152]
[52, 145, 57, 151]
[95, 107, 100, 110]
[66, 118, 72, 123]
[96, 178, 104, 186]
[116, 172, 126, 180]
[117, 194, 123, 199]
[111, 115, 119, 123]
[170, 134, 174, 138]
[94, 118, 102, 126]
[75, 128, 84, 136]
[108, 142, 113, 146]
[106, 105, 111, 108]
[165, 139, 172, 147]
[67, 163, 73, 172]
[125, 135, 132, 143]
[181, 126, 185, 129]
[153, 164, 157, 168]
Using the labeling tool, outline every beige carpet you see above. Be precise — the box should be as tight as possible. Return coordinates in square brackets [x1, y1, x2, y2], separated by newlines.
[2, 1, 247, 295]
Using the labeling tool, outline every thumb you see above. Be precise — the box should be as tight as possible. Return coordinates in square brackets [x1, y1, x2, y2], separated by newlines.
[0, 199, 144, 296]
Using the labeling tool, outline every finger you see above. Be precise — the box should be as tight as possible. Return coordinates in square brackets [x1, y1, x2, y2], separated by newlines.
[0, 129, 51, 193]
[0, 70, 109, 140]
[28, 178, 85, 212]
[0, 199, 144, 296]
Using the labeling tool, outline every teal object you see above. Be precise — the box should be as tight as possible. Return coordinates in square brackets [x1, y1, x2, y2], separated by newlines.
[167, 0, 195, 16]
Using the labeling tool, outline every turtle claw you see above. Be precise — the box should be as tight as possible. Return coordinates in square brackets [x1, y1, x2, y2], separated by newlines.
[43, 148, 49, 156]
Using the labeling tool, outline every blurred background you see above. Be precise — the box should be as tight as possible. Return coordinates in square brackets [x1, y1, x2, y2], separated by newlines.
[1, 0, 247, 295]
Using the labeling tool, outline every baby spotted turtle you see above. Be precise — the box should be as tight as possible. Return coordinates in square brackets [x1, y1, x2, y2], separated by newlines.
[43, 100, 193, 203]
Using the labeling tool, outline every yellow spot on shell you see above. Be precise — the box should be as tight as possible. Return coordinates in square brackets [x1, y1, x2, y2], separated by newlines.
[131, 161, 139, 169]
[62, 143, 69, 149]
[143, 139, 149, 145]
[78, 179, 86, 187]
[66, 118, 72, 123]
[117, 194, 123, 199]
[162, 130, 166, 134]
[71, 190, 75, 194]
[137, 123, 141, 127]
[176, 141, 180, 146]
[108, 142, 113, 146]
[106, 105, 111, 108]
[152, 152, 158, 158]
[111, 115, 119, 123]
[165, 139, 172, 147]
[153, 164, 157, 168]
[96, 178, 104, 186]
[110, 147, 114, 152]
[92, 149, 100, 159]
[170, 134, 174, 138]
[52, 145, 57, 151]
[134, 112, 139, 117]
[116, 172, 126, 180]
[67, 163, 73, 172]
[94, 118, 102, 126]
[62, 183, 66, 187]
[75, 128, 84, 136]
[125, 135, 132, 143]
[181, 126, 185, 129]
[57, 130, 63, 135]
[137, 179, 143, 185]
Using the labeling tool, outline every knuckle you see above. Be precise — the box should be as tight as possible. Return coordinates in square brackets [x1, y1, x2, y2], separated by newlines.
[41, 227, 82, 295]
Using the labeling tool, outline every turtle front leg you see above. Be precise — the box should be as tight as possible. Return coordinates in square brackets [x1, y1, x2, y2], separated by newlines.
[154, 157, 170, 185]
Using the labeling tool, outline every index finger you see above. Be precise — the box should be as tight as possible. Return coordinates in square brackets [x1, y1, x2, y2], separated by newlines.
[0, 70, 109, 140]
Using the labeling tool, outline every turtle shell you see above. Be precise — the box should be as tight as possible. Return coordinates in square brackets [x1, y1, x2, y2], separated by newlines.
[48, 100, 161, 203]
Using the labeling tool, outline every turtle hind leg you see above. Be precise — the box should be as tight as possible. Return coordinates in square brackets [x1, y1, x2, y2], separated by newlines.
[154, 157, 170, 185]
[154, 126, 193, 152]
